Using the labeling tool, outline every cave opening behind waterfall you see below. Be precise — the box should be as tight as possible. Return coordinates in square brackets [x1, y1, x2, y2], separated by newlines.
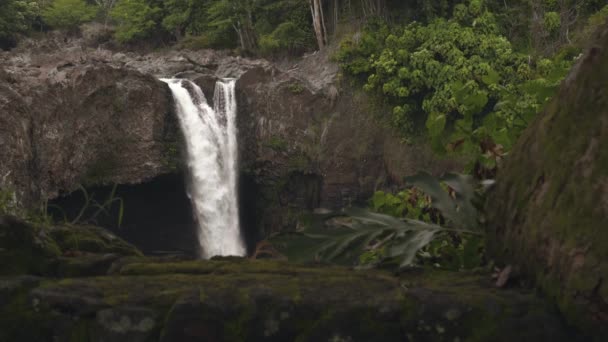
[48, 174, 200, 257]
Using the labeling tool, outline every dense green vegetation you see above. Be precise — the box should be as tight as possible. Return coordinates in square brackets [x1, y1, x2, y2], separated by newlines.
[3, 0, 605, 166]
[42, 0, 97, 30]
[2, 0, 605, 58]
[0, 0, 39, 48]
[331, 0, 604, 174]
[335, 1, 577, 172]
[271, 172, 487, 270]
[2, 0, 607, 271]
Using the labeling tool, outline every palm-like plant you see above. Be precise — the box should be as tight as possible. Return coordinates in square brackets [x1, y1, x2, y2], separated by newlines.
[269, 172, 486, 268]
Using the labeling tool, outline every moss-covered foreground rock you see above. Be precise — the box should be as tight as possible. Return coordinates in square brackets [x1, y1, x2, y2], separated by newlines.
[485, 23, 608, 340]
[0, 215, 141, 276]
[0, 257, 583, 342]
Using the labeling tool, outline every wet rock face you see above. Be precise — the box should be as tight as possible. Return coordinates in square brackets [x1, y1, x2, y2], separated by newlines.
[0, 81, 33, 202]
[0, 57, 179, 204]
[233, 62, 461, 236]
[33, 66, 177, 197]
[485, 24, 608, 339]
[1, 37, 460, 238]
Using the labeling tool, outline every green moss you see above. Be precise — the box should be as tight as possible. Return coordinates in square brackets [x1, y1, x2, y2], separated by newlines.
[50, 225, 142, 256]
[485, 27, 608, 339]
[0, 218, 61, 276]
[162, 140, 181, 172]
[287, 83, 305, 94]
[0, 259, 581, 340]
[83, 154, 120, 185]
[263, 136, 288, 151]
[0, 289, 55, 341]
[69, 319, 91, 342]
[287, 154, 310, 173]
[1, 216, 141, 277]
[221, 288, 256, 341]
[117, 260, 220, 275]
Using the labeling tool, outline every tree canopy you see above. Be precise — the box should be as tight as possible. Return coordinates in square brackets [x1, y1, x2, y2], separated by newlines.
[0, 0, 38, 48]
[336, 0, 577, 173]
[42, 0, 97, 30]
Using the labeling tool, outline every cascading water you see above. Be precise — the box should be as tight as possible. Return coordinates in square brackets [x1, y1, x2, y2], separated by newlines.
[161, 78, 246, 258]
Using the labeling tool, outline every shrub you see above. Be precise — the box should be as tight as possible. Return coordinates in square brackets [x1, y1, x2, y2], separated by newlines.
[270, 172, 486, 270]
[42, 0, 97, 31]
[336, 0, 572, 173]
[110, 0, 160, 43]
[259, 21, 312, 55]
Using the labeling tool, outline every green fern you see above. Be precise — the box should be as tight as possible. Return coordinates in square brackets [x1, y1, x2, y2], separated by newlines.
[270, 172, 484, 268]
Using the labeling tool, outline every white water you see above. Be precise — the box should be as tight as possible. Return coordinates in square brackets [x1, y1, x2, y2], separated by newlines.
[161, 78, 246, 258]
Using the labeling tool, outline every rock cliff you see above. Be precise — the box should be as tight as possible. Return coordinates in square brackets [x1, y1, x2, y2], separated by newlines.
[485, 23, 608, 339]
[0, 34, 460, 239]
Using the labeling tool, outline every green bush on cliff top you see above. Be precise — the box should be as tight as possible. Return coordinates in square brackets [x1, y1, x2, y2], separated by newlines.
[335, 0, 572, 172]
[42, 0, 97, 30]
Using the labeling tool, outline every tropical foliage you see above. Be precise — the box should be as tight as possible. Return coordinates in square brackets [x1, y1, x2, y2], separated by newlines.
[110, 0, 161, 43]
[106, 0, 316, 51]
[0, 0, 38, 48]
[336, 0, 575, 172]
[42, 0, 97, 30]
[270, 173, 487, 270]
[0, 190, 21, 217]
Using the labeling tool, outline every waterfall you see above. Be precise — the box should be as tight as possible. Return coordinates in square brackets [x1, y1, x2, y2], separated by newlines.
[161, 78, 246, 258]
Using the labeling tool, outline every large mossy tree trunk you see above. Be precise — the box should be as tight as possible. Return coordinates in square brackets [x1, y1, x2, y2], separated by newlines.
[485, 23, 608, 340]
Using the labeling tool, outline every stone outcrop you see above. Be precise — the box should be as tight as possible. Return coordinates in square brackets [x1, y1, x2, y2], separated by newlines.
[485, 24, 608, 340]
[3, 262, 580, 342]
[231, 53, 461, 236]
[0, 50, 178, 204]
[0, 34, 460, 238]
[4, 263, 581, 342]
[0, 215, 141, 277]
[0, 214, 582, 342]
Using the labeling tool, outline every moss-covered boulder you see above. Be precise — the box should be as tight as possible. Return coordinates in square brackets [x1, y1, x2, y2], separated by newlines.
[48, 224, 142, 257]
[0, 216, 61, 275]
[0, 259, 582, 342]
[485, 24, 608, 340]
[0, 215, 142, 277]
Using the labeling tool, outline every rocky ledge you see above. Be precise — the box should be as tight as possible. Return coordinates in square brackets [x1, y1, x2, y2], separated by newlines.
[0, 216, 584, 341]
[0, 34, 460, 237]
[2, 262, 581, 342]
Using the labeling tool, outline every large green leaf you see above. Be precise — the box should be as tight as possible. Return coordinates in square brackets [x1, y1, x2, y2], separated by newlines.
[404, 172, 480, 231]
[269, 173, 483, 269]
[426, 112, 447, 137]
[481, 69, 500, 85]
[270, 207, 448, 267]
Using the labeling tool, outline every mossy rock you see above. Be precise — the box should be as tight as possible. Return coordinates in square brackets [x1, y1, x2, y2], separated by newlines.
[485, 23, 608, 340]
[49, 225, 142, 256]
[0, 259, 582, 341]
[0, 215, 142, 277]
[0, 216, 61, 276]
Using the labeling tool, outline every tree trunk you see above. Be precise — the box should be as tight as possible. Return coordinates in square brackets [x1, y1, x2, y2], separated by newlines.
[310, 0, 326, 50]
[233, 23, 246, 51]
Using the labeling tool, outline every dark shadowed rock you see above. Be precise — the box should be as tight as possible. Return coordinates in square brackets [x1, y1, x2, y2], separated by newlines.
[0, 259, 584, 341]
[92, 306, 159, 342]
[486, 23, 608, 340]
[234, 62, 461, 236]
[0, 215, 141, 276]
